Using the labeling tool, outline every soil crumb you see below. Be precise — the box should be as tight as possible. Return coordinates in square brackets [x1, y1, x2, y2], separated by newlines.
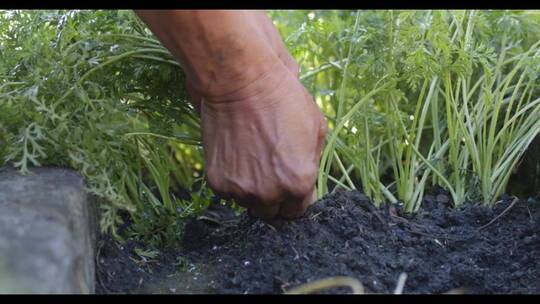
[96, 190, 540, 294]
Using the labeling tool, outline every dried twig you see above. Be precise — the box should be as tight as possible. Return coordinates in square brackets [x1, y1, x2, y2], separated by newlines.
[477, 197, 519, 231]
[443, 288, 471, 294]
[197, 215, 236, 227]
[393, 273, 407, 294]
[284, 276, 365, 294]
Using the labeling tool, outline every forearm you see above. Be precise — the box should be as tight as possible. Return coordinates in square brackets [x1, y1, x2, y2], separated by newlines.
[135, 10, 279, 99]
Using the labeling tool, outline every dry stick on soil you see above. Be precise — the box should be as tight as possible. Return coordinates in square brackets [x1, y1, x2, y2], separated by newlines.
[477, 197, 519, 231]
[284, 276, 365, 294]
[393, 273, 408, 294]
[196, 215, 237, 227]
[443, 288, 471, 294]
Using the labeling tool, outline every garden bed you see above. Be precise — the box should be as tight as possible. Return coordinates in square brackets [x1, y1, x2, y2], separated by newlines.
[96, 190, 539, 294]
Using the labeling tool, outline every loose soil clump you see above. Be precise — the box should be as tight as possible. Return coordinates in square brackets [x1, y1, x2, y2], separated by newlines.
[96, 190, 540, 294]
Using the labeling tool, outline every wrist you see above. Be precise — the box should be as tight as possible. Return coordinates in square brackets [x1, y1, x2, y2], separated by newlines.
[199, 58, 295, 118]
[189, 51, 284, 103]
[136, 10, 286, 102]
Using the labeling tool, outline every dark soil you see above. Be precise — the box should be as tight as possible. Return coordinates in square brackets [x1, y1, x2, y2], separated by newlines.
[96, 190, 540, 294]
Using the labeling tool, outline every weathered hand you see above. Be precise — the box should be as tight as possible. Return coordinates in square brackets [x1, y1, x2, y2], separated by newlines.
[201, 61, 327, 219]
[135, 10, 327, 219]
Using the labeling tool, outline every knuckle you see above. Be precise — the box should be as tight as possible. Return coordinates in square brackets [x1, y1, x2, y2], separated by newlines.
[283, 168, 317, 199]
[224, 177, 260, 206]
[320, 116, 329, 134]
[259, 190, 285, 206]
[316, 112, 328, 141]
[319, 123, 328, 141]
[246, 183, 282, 206]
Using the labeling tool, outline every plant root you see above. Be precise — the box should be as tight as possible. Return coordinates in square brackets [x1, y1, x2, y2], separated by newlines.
[477, 197, 519, 231]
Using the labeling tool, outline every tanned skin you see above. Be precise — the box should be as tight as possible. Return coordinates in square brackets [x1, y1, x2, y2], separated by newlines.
[135, 10, 327, 219]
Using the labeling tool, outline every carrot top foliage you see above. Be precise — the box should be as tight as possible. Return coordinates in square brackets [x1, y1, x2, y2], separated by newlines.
[272, 10, 540, 210]
[1, 10, 539, 247]
[1, 10, 206, 246]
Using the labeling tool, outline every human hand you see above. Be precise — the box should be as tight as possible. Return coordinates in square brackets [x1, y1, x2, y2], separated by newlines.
[200, 61, 327, 219]
[136, 10, 327, 219]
